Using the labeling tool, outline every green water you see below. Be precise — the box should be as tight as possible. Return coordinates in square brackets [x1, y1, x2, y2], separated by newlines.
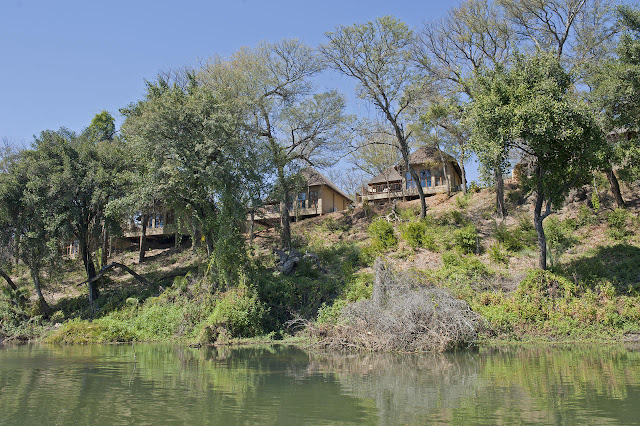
[1, 344, 639, 425]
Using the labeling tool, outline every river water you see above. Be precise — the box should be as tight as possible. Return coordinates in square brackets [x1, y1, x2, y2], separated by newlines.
[1, 343, 639, 425]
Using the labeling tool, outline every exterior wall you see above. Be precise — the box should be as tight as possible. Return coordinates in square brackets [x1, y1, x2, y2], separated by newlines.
[254, 184, 353, 220]
[361, 161, 463, 203]
[123, 210, 183, 239]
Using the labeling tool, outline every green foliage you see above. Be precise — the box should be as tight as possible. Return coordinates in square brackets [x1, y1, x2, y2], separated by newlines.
[439, 251, 491, 283]
[468, 181, 481, 193]
[455, 193, 471, 209]
[453, 224, 478, 254]
[368, 219, 397, 250]
[468, 52, 605, 269]
[474, 269, 640, 339]
[591, 190, 601, 212]
[401, 221, 430, 250]
[544, 217, 578, 267]
[398, 206, 419, 221]
[209, 287, 267, 337]
[489, 244, 509, 266]
[607, 208, 630, 240]
[577, 205, 597, 227]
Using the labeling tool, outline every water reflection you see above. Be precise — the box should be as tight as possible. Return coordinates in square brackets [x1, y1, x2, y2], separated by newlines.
[1, 344, 639, 425]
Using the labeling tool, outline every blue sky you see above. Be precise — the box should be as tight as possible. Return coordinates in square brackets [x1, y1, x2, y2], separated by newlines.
[1, 0, 471, 177]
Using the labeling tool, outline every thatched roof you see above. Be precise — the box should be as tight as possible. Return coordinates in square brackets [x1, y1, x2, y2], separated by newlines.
[301, 167, 353, 202]
[368, 167, 403, 184]
[409, 146, 456, 164]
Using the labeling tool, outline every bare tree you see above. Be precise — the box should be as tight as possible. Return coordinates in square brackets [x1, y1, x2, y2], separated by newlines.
[322, 16, 433, 218]
[200, 40, 349, 249]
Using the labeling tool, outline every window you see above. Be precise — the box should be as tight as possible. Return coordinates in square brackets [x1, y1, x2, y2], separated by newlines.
[420, 169, 432, 187]
[297, 192, 306, 209]
[156, 214, 164, 228]
[309, 191, 319, 208]
[406, 172, 415, 189]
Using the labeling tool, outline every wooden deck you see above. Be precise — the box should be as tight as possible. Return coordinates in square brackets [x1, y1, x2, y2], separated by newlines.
[360, 185, 459, 202]
[251, 199, 324, 221]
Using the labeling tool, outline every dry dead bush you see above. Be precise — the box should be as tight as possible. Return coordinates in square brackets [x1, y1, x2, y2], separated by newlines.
[309, 258, 482, 352]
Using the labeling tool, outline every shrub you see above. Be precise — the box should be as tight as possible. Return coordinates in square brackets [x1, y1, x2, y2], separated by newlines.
[494, 222, 522, 252]
[468, 181, 481, 193]
[368, 219, 397, 250]
[591, 190, 601, 211]
[316, 299, 348, 324]
[440, 251, 491, 283]
[607, 208, 629, 240]
[455, 194, 471, 209]
[209, 287, 267, 337]
[544, 217, 577, 266]
[577, 204, 597, 227]
[401, 221, 426, 249]
[489, 244, 509, 266]
[399, 206, 419, 221]
[454, 224, 478, 254]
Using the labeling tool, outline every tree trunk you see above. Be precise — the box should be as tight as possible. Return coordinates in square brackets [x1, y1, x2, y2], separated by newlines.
[249, 209, 255, 243]
[0, 268, 18, 292]
[30, 268, 51, 317]
[139, 214, 148, 263]
[606, 168, 625, 208]
[495, 168, 506, 219]
[79, 235, 98, 310]
[205, 235, 214, 257]
[175, 232, 179, 249]
[280, 200, 292, 250]
[435, 144, 451, 197]
[534, 174, 547, 270]
[277, 166, 292, 249]
[101, 221, 108, 268]
[460, 159, 467, 195]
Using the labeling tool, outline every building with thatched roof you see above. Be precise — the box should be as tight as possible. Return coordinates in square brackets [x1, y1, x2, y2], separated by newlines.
[254, 167, 353, 222]
[358, 146, 463, 203]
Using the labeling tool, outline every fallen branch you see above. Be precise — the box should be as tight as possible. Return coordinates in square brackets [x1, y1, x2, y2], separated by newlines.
[77, 262, 152, 287]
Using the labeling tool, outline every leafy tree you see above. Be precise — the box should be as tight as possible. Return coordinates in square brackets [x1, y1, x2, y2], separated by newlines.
[415, 0, 514, 216]
[0, 150, 54, 315]
[200, 40, 348, 249]
[321, 16, 432, 218]
[467, 53, 604, 269]
[121, 73, 254, 286]
[589, 5, 640, 196]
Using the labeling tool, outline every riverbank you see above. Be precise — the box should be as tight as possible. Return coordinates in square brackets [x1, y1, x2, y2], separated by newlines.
[2, 183, 639, 349]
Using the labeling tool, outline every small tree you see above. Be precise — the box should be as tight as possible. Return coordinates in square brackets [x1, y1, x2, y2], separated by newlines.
[467, 53, 604, 269]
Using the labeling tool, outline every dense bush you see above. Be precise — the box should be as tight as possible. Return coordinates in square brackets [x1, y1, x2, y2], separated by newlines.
[473, 269, 640, 339]
[368, 219, 397, 250]
[208, 286, 267, 337]
[401, 221, 437, 250]
[454, 224, 478, 254]
[488, 244, 509, 266]
[494, 218, 537, 253]
[607, 208, 630, 240]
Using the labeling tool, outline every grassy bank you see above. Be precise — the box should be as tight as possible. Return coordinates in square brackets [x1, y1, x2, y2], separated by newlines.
[2, 184, 640, 348]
